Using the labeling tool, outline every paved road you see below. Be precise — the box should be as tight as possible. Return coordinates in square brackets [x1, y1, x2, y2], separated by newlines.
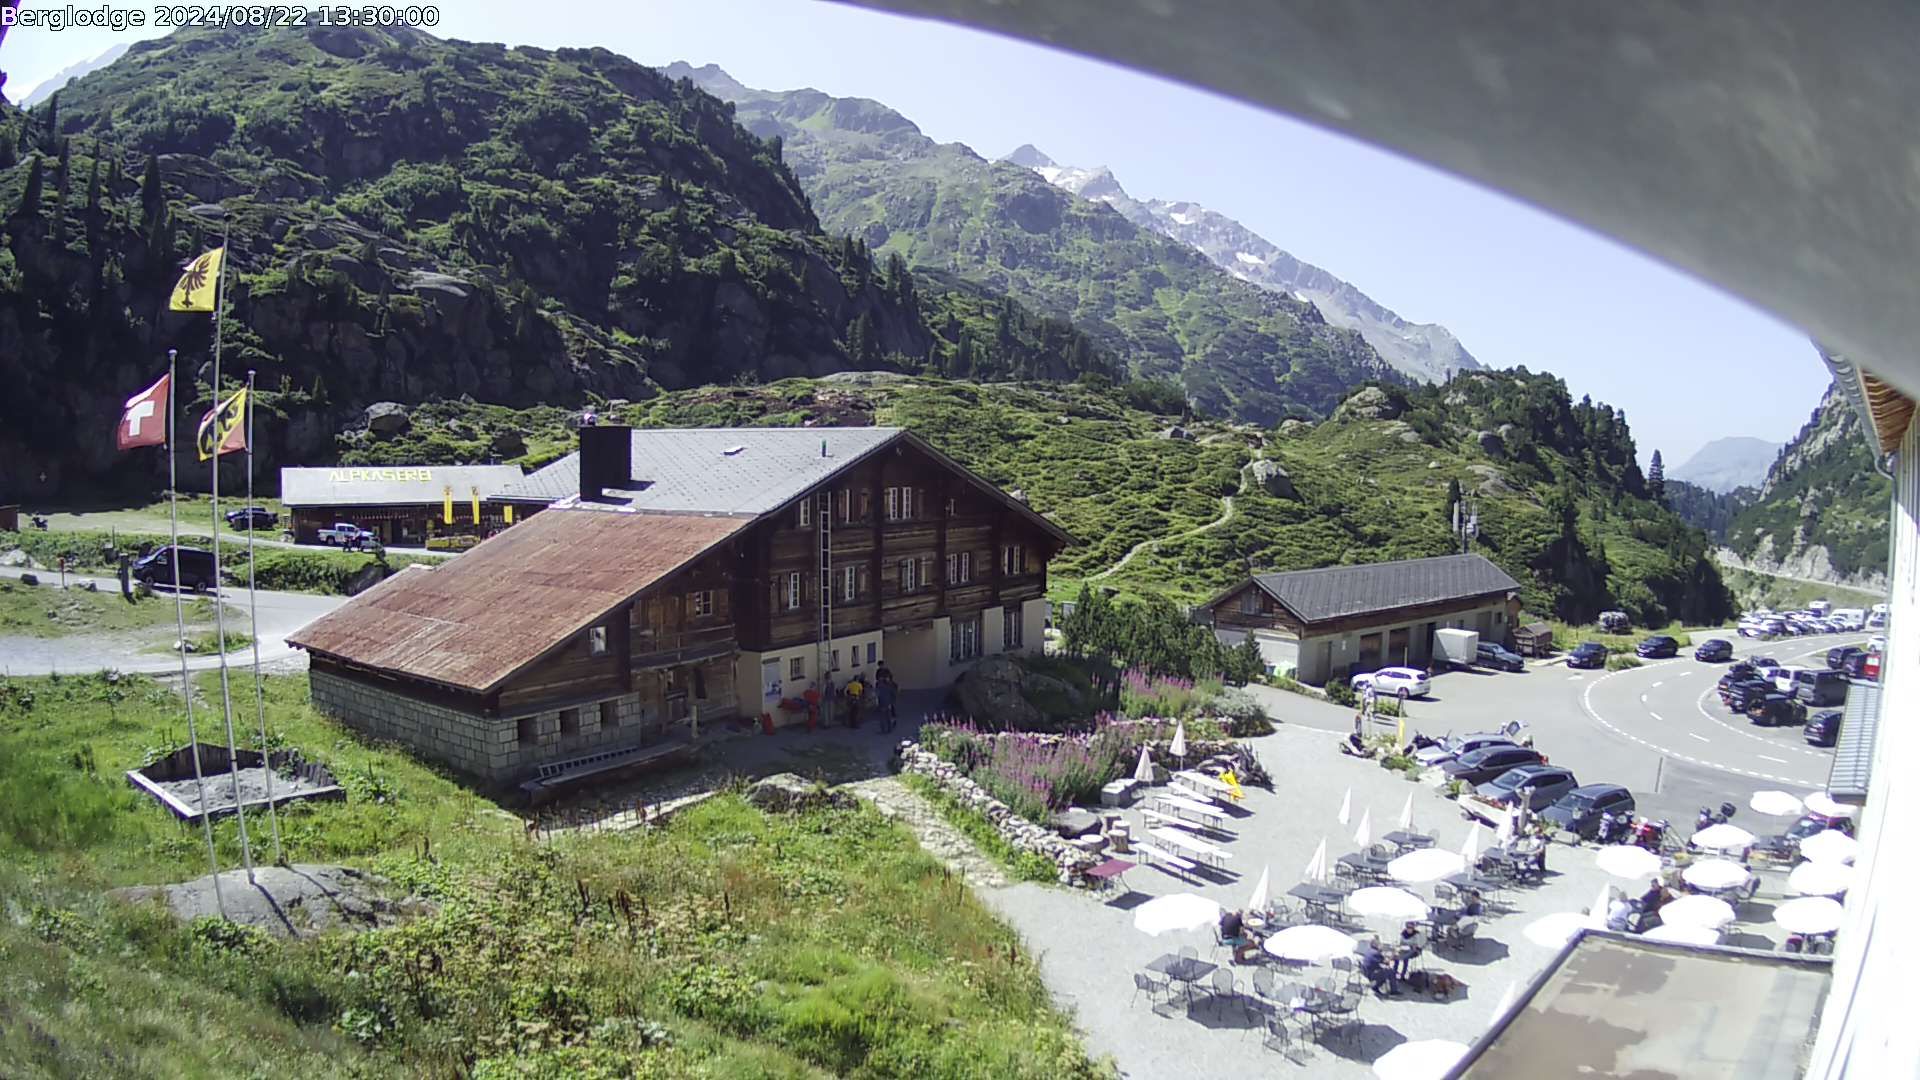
[0, 567, 341, 675]
[32, 510, 453, 560]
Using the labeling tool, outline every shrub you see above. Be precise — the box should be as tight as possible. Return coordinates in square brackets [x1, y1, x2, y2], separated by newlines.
[1212, 688, 1274, 737]
[1118, 668, 1206, 719]
[1605, 654, 1644, 671]
[1325, 679, 1358, 708]
[901, 774, 1056, 883]
[919, 717, 1141, 821]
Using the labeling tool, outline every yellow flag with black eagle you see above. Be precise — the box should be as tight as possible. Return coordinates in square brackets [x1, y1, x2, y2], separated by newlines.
[196, 388, 249, 461]
[170, 247, 225, 312]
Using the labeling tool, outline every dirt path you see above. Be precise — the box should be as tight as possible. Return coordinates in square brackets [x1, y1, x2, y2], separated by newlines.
[845, 776, 1008, 889]
[1086, 457, 1257, 582]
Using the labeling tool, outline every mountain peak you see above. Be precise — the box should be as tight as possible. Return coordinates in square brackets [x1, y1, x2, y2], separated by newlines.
[659, 61, 748, 99]
[1001, 144, 1056, 168]
[1669, 435, 1783, 494]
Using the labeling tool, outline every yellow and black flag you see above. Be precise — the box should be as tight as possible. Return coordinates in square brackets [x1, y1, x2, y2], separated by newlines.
[196, 388, 249, 461]
[170, 247, 226, 312]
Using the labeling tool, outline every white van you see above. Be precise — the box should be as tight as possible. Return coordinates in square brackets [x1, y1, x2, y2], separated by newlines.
[1831, 608, 1867, 631]
[1809, 599, 1832, 616]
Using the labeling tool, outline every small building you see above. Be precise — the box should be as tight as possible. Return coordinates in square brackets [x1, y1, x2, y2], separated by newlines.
[289, 425, 1071, 785]
[1514, 620, 1555, 657]
[280, 464, 528, 546]
[1202, 553, 1521, 684]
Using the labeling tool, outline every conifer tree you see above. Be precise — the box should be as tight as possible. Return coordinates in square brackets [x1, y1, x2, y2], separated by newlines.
[0, 127, 13, 170]
[140, 155, 163, 226]
[42, 92, 58, 138]
[19, 154, 43, 217]
[1648, 449, 1666, 503]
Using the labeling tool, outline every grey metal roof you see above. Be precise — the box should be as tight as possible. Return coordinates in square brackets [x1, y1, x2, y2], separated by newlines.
[1246, 553, 1519, 625]
[1828, 678, 1882, 800]
[280, 465, 528, 508]
[495, 427, 907, 514]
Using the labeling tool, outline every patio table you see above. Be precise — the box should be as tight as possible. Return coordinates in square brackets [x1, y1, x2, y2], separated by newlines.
[1174, 770, 1237, 802]
[1337, 851, 1394, 882]
[1287, 883, 1345, 923]
[1150, 792, 1230, 826]
[1147, 953, 1218, 1003]
[1383, 829, 1435, 851]
[1149, 826, 1233, 867]
[1083, 858, 1135, 894]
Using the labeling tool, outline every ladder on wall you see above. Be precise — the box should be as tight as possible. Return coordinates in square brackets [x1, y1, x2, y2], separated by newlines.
[816, 489, 833, 726]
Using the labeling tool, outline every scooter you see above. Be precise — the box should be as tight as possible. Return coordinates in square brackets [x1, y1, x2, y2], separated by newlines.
[1339, 732, 1378, 759]
[1630, 816, 1671, 853]
[1595, 810, 1632, 846]
[1695, 802, 1738, 832]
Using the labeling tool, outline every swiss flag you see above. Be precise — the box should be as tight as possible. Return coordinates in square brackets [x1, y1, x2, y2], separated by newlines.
[117, 373, 171, 451]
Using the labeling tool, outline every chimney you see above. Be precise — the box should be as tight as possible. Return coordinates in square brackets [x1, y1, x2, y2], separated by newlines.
[579, 424, 631, 501]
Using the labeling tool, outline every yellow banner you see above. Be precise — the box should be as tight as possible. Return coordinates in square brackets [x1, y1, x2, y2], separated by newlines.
[170, 247, 225, 312]
[503, 504, 514, 524]
[469, 487, 481, 524]
[195, 388, 248, 462]
[442, 486, 454, 525]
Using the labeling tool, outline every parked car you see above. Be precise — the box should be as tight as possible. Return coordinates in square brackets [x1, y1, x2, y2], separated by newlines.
[1475, 764, 1580, 812]
[1722, 677, 1777, 712]
[317, 521, 378, 549]
[1567, 642, 1608, 669]
[1635, 635, 1679, 659]
[1747, 693, 1807, 728]
[1442, 745, 1548, 785]
[1793, 669, 1850, 706]
[1693, 638, 1733, 662]
[1842, 651, 1874, 678]
[1770, 666, 1804, 693]
[131, 545, 219, 591]
[1868, 634, 1887, 653]
[1598, 610, 1631, 633]
[1475, 641, 1526, 672]
[1827, 645, 1865, 671]
[1541, 784, 1637, 840]
[224, 506, 278, 530]
[1350, 666, 1431, 699]
[1413, 732, 1517, 768]
[1804, 709, 1843, 747]
[1716, 664, 1758, 695]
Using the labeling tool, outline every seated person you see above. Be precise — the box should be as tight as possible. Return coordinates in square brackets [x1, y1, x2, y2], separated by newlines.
[1395, 921, 1429, 978]
[1358, 938, 1396, 995]
[1219, 909, 1262, 964]
[1606, 896, 1636, 932]
[1459, 889, 1487, 917]
[1346, 731, 1370, 756]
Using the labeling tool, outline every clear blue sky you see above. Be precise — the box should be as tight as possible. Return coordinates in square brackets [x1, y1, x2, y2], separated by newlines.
[2, 0, 1829, 466]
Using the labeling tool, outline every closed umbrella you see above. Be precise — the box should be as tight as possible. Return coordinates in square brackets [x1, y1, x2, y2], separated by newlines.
[1691, 823, 1757, 852]
[1804, 792, 1856, 819]
[1169, 720, 1188, 765]
[1774, 896, 1845, 935]
[1397, 790, 1415, 831]
[1304, 837, 1329, 883]
[1789, 860, 1855, 897]
[1749, 790, 1805, 817]
[1355, 808, 1373, 848]
[1373, 1040, 1471, 1080]
[1388, 847, 1467, 884]
[1523, 912, 1589, 948]
[1132, 893, 1222, 936]
[1461, 822, 1483, 865]
[1658, 894, 1737, 930]
[1799, 829, 1859, 864]
[1596, 844, 1662, 880]
[1132, 745, 1154, 784]
[1644, 923, 1721, 946]
[1488, 982, 1520, 1028]
[1264, 924, 1360, 963]
[1247, 865, 1272, 913]
[1494, 807, 1516, 846]
[1586, 884, 1615, 929]
[1347, 886, 1430, 921]
[1682, 858, 1752, 892]
[1339, 787, 1353, 827]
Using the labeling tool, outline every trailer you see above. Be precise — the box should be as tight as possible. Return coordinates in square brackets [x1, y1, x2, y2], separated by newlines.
[1434, 627, 1480, 669]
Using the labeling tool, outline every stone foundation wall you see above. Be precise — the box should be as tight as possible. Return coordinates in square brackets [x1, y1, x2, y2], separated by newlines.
[895, 742, 1101, 887]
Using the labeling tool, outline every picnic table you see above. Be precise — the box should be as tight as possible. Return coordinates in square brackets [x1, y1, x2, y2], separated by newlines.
[1150, 791, 1230, 826]
[1083, 858, 1136, 894]
[1147, 953, 1218, 1002]
[1148, 826, 1233, 867]
[1174, 770, 1236, 801]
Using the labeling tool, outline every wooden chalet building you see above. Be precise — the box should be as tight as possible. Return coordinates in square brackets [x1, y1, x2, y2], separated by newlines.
[1202, 553, 1521, 685]
[289, 425, 1071, 785]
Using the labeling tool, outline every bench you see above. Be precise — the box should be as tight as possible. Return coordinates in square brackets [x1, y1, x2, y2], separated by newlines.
[518, 739, 693, 805]
[1136, 843, 1198, 879]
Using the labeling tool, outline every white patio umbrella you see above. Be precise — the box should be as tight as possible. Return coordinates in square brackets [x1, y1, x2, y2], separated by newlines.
[1595, 844, 1662, 880]
[1804, 792, 1857, 819]
[1347, 886, 1431, 921]
[1247, 865, 1272, 913]
[1264, 924, 1360, 963]
[1774, 896, 1846, 935]
[1644, 923, 1722, 946]
[1372, 1039, 1471, 1080]
[1461, 822, 1483, 865]
[1691, 823, 1757, 852]
[1132, 893, 1222, 936]
[1354, 808, 1373, 848]
[1523, 912, 1589, 948]
[1681, 858, 1753, 892]
[1488, 982, 1520, 1028]
[1585, 884, 1615, 929]
[1789, 860, 1856, 897]
[1749, 790, 1805, 817]
[1397, 790, 1415, 831]
[1658, 894, 1737, 930]
[1169, 720, 1188, 765]
[1132, 745, 1155, 784]
[1799, 829, 1860, 864]
[1304, 837, 1329, 884]
[1339, 787, 1353, 827]
[1494, 807, 1516, 846]
[1388, 847, 1467, 884]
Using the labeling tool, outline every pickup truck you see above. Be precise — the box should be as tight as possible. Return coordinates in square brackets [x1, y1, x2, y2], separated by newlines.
[317, 522, 377, 548]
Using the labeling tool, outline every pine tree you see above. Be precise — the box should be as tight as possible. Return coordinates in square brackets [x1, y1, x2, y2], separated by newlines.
[86, 155, 101, 214]
[140, 155, 163, 227]
[1648, 449, 1666, 503]
[19, 154, 43, 217]
[846, 311, 879, 365]
[42, 92, 59, 139]
[1230, 635, 1266, 684]
[0, 128, 13, 170]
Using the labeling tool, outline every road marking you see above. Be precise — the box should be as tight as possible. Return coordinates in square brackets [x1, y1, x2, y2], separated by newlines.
[1577, 665, 1822, 786]
[1653, 681, 1664, 688]
[1688, 733, 1710, 742]
[1677, 671, 1694, 678]
[1691, 685, 1831, 760]
[1648, 711, 1664, 722]
[1640, 693, 1648, 704]
[1758, 755, 1788, 764]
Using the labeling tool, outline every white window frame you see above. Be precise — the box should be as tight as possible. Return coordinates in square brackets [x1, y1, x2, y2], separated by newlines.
[690, 590, 714, 618]
[946, 553, 960, 585]
[885, 487, 898, 521]
[899, 557, 919, 591]
[799, 499, 810, 528]
[789, 656, 804, 680]
[786, 572, 801, 610]
[842, 565, 858, 602]
[951, 615, 981, 663]
[588, 626, 608, 656]
[901, 486, 914, 520]
[1004, 605, 1023, 649]
[961, 552, 971, 583]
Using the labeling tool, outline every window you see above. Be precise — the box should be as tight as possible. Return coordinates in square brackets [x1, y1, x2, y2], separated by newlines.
[790, 656, 804, 680]
[885, 485, 915, 520]
[1003, 544, 1025, 576]
[902, 486, 914, 520]
[858, 490, 871, 520]
[559, 707, 580, 735]
[884, 487, 898, 521]
[832, 649, 841, 671]
[1004, 606, 1023, 649]
[899, 557, 920, 591]
[1240, 590, 1260, 614]
[517, 714, 537, 745]
[852, 646, 862, 668]
[961, 552, 971, 582]
[588, 626, 608, 655]
[693, 667, 706, 699]
[600, 700, 618, 728]
[945, 552, 972, 585]
[786, 572, 801, 610]
[798, 499, 810, 528]
[690, 590, 714, 617]
[946, 496, 957, 518]
[867, 642, 877, 664]
[838, 487, 852, 523]
[950, 615, 981, 663]
[842, 566, 858, 602]
[946, 553, 959, 585]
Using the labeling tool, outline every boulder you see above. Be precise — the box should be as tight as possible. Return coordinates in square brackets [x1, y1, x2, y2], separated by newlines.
[490, 429, 528, 458]
[1335, 386, 1403, 421]
[1250, 459, 1296, 499]
[746, 772, 849, 813]
[949, 655, 1084, 730]
[1050, 808, 1101, 837]
[1474, 430, 1504, 457]
[1158, 425, 1193, 441]
[364, 402, 411, 437]
[17, 572, 39, 586]
[1278, 419, 1312, 436]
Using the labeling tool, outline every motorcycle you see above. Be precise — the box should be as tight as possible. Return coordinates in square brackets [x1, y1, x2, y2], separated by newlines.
[1339, 732, 1378, 759]
[1595, 810, 1632, 846]
[1630, 816, 1672, 853]
[1695, 802, 1738, 832]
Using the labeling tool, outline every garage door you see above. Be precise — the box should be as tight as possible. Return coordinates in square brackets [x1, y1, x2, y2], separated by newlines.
[1256, 633, 1299, 676]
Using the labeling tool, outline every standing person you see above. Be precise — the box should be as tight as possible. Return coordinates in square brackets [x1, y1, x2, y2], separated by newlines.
[875, 672, 898, 732]
[845, 674, 864, 728]
[1362, 682, 1379, 727]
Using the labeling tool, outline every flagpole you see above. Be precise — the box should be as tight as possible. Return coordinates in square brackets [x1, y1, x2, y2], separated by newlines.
[166, 347, 225, 918]
[244, 367, 282, 864]
[205, 212, 256, 885]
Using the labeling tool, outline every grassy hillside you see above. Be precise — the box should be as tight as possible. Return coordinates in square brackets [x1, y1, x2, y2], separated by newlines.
[0, 670, 1106, 1078]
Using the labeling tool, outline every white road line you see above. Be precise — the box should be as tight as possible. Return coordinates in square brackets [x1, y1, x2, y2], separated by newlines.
[1649, 711, 1664, 722]
[1688, 733, 1709, 742]
[1639, 693, 1648, 703]
[1691, 684, 1830, 760]
[1678, 671, 1694, 678]
[1653, 681, 1664, 688]
[1758, 755, 1788, 764]
[1578, 665, 1822, 786]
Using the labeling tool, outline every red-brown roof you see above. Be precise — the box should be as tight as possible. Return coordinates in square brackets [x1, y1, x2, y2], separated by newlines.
[288, 508, 747, 692]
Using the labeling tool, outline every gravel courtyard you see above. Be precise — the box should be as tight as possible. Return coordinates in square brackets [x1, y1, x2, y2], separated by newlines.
[978, 721, 1796, 1079]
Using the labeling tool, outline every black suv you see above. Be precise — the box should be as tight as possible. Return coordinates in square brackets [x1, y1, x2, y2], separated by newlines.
[1827, 645, 1865, 670]
[1747, 692, 1807, 728]
[1442, 745, 1548, 785]
[1722, 677, 1777, 712]
[1635, 635, 1679, 659]
[1541, 783, 1637, 840]
[1717, 663, 1758, 694]
[132, 545, 219, 591]
[1693, 638, 1734, 662]
[1805, 709, 1843, 747]
[225, 506, 279, 530]
[1793, 669, 1849, 706]
[1567, 642, 1608, 669]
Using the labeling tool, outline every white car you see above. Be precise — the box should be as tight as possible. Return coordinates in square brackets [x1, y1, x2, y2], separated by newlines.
[1352, 667, 1432, 699]
[1869, 635, 1887, 653]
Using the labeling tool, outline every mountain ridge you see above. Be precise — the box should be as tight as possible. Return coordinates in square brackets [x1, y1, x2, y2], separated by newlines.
[1669, 435, 1781, 493]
